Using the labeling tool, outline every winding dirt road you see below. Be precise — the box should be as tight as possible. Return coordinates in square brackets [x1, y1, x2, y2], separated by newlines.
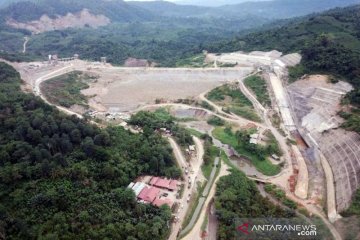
[182, 163, 230, 240]
[168, 137, 188, 169]
[22, 37, 29, 53]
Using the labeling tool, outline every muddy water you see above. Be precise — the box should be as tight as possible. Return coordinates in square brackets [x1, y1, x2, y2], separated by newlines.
[210, 134, 266, 177]
[173, 108, 208, 119]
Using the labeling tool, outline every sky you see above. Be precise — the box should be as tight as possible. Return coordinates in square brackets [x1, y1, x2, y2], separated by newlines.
[124, 0, 269, 7]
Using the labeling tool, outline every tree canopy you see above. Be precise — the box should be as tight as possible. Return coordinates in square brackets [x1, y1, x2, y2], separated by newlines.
[0, 62, 177, 239]
[215, 170, 295, 239]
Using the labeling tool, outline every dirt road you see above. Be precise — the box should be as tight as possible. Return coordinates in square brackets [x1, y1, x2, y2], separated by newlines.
[198, 91, 255, 127]
[168, 137, 188, 169]
[238, 74, 266, 116]
[168, 137, 205, 240]
[208, 204, 218, 240]
[192, 136, 205, 179]
[168, 137, 190, 240]
[237, 74, 295, 190]
[30, 64, 85, 119]
[182, 163, 230, 240]
[22, 37, 29, 53]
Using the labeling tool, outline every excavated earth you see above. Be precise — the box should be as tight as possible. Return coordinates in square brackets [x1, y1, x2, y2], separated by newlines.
[6, 9, 110, 34]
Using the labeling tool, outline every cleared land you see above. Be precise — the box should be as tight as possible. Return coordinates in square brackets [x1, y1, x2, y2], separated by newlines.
[288, 75, 359, 212]
[81, 67, 253, 112]
[10, 60, 253, 113]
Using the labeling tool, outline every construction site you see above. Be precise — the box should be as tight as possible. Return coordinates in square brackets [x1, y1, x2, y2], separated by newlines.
[288, 75, 359, 215]
[3, 49, 359, 240]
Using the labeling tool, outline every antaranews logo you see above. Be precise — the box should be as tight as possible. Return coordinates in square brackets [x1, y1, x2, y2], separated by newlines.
[235, 218, 323, 240]
[237, 223, 250, 235]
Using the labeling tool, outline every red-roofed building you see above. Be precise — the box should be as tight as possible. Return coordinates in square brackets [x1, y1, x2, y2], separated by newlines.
[149, 176, 178, 191]
[150, 177, 159, 186]
[169, 180, 178, 191]
[155, 178, 171, 189]
[153, 198, 173, 208]
[138, 186, 160, 203]
[138, 187, 149, 201]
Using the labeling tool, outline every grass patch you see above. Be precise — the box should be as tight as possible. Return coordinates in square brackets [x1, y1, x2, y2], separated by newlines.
[41, 71, 96, 108]
[286, 138, 297, 146]
[226, 106, 261, 122]
[180, 157, 222, 238]
[207, 84, 252, 105]
[244, 75, 271, 106]
[218, 62, 237, 67]
[202, 144, 218, 179]
[182, 181, 206, 229]
[270, 112, 287, 136]
[288, 64, 307, 83]
[176, 54, 212, 68]
[198, 100, 215, 111]
[201, 215, 209, 232]
[178, 183, 185, 199]
[206, 84, 261, 122]
[207, 116, 225, 126]
[186, 128, 204, 138]
[342, 188, 360, 217]
[339, 109, 360, 134]
[220, 149, 237, 169]
[176, 117, 198, 122]
[263, 130, 283, 156]
[212, 127, 280, 176]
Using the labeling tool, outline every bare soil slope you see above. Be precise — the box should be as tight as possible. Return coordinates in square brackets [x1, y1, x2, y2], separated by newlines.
[6, 9, 110, 34]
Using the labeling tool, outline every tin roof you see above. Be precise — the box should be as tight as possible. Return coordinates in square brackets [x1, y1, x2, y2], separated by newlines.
[138, 186, 160, 203]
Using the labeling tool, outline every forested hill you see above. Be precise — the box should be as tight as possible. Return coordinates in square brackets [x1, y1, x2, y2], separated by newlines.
[0, 62, 180, 239]
[216, 0, 360, 20]
[208, 5, 360, 56]
[2, 0, 359, 23]
[207, 5, 360, 132]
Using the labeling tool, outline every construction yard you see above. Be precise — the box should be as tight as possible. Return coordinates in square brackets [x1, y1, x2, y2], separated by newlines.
[288, 75, 359, 214]
[14, 59, 253, 112]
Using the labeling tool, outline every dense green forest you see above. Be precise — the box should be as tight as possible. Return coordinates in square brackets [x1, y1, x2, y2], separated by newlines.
[0, 19, 244, 66]
[0, 62, 179, 239]
[215, 170, 295, 239]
